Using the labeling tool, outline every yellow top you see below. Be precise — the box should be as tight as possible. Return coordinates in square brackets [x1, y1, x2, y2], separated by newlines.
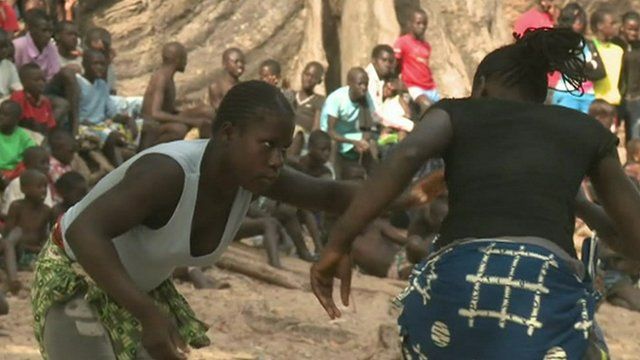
[593, 39, 624, 105]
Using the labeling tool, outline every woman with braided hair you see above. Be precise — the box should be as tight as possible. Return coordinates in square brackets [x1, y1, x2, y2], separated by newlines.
[311, 27, 640, 359]
[30, 80, 428, 360]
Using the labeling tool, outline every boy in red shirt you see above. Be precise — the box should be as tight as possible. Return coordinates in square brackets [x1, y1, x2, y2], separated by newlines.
[10, 63, 56, 135]
[394, 8, 440, 112]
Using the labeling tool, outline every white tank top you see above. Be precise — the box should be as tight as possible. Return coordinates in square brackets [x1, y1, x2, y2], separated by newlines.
[61, 140, 253, 292]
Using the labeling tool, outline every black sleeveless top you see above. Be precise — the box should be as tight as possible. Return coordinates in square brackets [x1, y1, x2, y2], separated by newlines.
[433, 98, 619, 256]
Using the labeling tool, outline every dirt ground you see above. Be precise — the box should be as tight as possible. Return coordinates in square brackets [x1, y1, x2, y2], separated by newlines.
[1, 244, 639, 360]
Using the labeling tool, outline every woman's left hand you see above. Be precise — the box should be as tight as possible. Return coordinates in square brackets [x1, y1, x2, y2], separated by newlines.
[310, 246, 352, 319]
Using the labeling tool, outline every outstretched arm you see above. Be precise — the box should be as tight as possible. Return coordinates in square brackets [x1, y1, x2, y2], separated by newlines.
[310, 108, 453, 319]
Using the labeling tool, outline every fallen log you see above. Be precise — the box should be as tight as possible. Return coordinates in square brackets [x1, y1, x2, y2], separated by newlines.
[216, 247, 304, 289]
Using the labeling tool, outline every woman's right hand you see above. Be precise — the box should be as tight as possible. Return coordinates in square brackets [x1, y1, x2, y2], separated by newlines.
[141, 310, 189, 360]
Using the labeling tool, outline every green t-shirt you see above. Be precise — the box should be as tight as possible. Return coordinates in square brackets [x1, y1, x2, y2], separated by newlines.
[0, 127, 36, 171]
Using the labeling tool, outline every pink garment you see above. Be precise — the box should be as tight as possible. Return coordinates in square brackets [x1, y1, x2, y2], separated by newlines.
[514, 7, 554, 37]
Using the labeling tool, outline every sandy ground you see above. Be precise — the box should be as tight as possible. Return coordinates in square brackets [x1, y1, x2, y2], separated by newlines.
[1, 245, 639, 360]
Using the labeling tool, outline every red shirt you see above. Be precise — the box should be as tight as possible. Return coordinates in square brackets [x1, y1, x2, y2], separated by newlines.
[10, 90, 56, 130]
[0, 2, 19, 33]
[514, 7, 554, 37]
[394, 34, 436, 90]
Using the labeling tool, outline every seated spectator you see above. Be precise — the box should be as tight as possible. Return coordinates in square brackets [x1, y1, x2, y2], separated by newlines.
[208, 47, 245, 110]
[0, 0, 19, 36]
[54, 20, 82, 72]
[366, 44, 395, 111]
[259, 58, 295, 105]
[84, 27, 143, 118]
[141, 42, 212, 146]
[589, 98, 617, 131]
[47, 129, 108, 187]
[13, 9, 77, 131]
[11, 63, 56, 134]
[289, 61, 325, 157]
[514, 0, 556, 37]
[76, 49, 138, 166]
[0, 100, 35, 186]
[394, 8, 440, 112]
[378, 79, 414, 139]
[1, 169, 52, 293]
[0, 29, 22, 102]
[320, 67, 378, 177]
[289, 130, 333, 179]
[591, 8, 624, 107]
[1, 145, 53, 218]
[51, 170, 86, 218]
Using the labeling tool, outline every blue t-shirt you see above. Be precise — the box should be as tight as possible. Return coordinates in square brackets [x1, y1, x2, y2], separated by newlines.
[77, 74, 118, 124]
[320, 86, 376, 153]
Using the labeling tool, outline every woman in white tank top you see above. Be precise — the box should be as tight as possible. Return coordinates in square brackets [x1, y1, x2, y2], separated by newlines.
[31, 81, 426, 360]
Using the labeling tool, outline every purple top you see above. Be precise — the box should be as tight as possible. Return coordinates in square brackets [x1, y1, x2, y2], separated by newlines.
[13, 33, 61, 81]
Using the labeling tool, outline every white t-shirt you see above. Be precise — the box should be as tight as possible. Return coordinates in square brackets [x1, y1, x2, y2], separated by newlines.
[0, 59, 23, 100]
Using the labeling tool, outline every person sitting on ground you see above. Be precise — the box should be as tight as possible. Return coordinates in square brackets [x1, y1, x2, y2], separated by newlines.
[289, 61, 325, 157]
[54, 20, 82, 73]
[258, 58, 295, 104]
[141, 42, 213, 147]
[208, 47, 245, 111]
[591, 7, 625, 109]
[394, 8, 440, 113]
[589, 98, 617, 131]
[76, 49, 138, 167]
[366, 44, 396, 112]
[624, 138, 640, 182]
[320, 67, 378, 177]
[289, 129, 333, 179]
[377, 79, 414, 151]
[11, 63, 56, 135]
[13, 9, 78, 131]
[51, 170, 86, 219]
[1, 145, 53, 218]
[47, 129, 109, 187]
[0, 29, 22, 102]
[1, 169, 52, 293]
[0, 100, 35, 188]
[614, 11, 640, 141]
[514, 0, 557, 37]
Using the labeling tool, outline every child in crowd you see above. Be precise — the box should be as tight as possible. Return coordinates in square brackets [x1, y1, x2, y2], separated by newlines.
[1, 169, 52, 293]
[0, 0, 19, 36]
[290, 130, 333, 179]
[259, 58, 295, 105]
[54, 20, 82, 72]
[48, 129, 108, 187]
[0, 100, 34, 187]
[589, 99, 617, 131]
[11, 63, 56, 134]
[0, 29, 22, 102]
[591, 8, 625, 108]
[624, 139, 640, 182]
[377, 79, 414, 149]
[1, 146, 53, 218]
[208, 47, 245, 110]
[52, 170, 86, 219]
[394, 8, 440, 113]
[289, 61, 325, 157]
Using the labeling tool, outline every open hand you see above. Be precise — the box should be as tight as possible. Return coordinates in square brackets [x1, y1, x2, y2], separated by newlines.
[141, 310, 189, 360]
[310, 247, 352, 319]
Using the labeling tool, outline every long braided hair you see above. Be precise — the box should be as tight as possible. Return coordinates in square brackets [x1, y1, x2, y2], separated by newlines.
[474, 27, 587, 103]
